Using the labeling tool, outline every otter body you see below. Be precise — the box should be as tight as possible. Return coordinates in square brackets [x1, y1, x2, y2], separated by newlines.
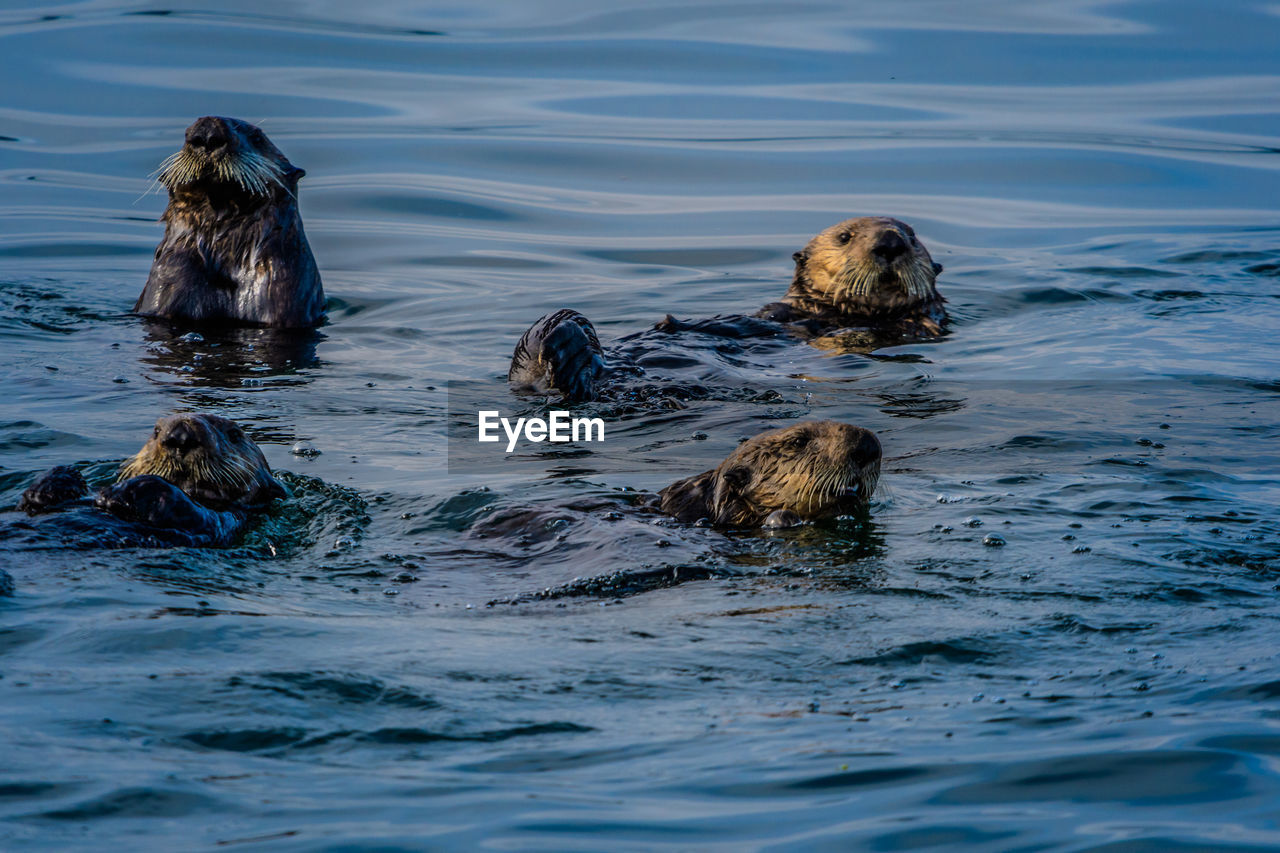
[13, 413, 286, 548]
[510, 217, 945, 402]
[136, 116, 324, 328]
[658, 420, 881, 528]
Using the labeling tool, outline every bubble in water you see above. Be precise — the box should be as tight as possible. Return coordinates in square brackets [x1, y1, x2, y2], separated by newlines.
[291, 440, 321, 458]
[982, 534, 1006, 547]
[178, 332, 204, 343]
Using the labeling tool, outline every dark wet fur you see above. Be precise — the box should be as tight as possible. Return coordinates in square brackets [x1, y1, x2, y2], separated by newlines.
[509, 217, 945, 402]
[17, 465, 88, 514]
[136, 116, 324, 329]
[12, 414, 286, 549]
[95, 475, 246, 546]
[508, 309, 607, 401]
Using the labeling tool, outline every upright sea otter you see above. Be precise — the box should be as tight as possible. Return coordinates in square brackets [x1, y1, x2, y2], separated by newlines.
[658, 420, 882, 528]
[509, 217, 945, 402]
[15, 413, 287, 547]
[135, 116, 325, 328]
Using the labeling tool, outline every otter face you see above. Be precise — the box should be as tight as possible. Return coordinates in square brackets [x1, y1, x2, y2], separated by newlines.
[118, 413, 286, 509]
[660, 420, 881, 528]
[789, 217, 942, 319]
[155, 116, 300, 200]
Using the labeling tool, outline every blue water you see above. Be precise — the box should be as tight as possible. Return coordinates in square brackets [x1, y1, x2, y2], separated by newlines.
[1, 1, 1279, 849]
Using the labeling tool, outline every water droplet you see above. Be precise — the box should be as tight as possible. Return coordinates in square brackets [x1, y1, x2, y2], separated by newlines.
[290, 440, 321, 458]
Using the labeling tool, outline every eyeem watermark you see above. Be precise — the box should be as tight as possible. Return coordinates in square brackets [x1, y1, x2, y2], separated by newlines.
[448, 381, 612, 472]
[478, 410, 605, 453]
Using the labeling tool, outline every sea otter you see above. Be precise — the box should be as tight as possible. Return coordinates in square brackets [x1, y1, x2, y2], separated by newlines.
[509, 217, 944, 402]
[14, 413, 286, 547]
[754, 216, 945, 338]
[135, 116, 325, 328]
[658, 420, 881, 528]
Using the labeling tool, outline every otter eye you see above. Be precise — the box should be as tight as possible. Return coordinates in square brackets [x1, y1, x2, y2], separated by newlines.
[788, 433, 811, 450]
[228, 427, 244, 441]
[153, 426, 160, 438]
[836, 232, 851, 245]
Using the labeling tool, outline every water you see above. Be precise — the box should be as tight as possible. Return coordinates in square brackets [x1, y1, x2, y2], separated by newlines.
[1, 0, 1279, 849]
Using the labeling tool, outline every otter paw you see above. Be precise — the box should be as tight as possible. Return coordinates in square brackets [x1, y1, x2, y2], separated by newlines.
[96, 475, 197, 528]
[18, 466, 89, 515]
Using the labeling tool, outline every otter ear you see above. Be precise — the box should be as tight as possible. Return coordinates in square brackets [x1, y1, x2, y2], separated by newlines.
[932, 261, 944, 275]
[287, 166, 305, 182]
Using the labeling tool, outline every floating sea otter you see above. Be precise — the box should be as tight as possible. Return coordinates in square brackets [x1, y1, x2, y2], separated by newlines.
[509, 217, 945, 402]
[15, 413, 287, 547]
[657, 420, 882, 528]
[472, 419, 881, 548]
[135, 116, 325, 328]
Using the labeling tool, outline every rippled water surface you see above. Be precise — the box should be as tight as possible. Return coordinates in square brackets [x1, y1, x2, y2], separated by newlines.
[2, 1, 1280, 849]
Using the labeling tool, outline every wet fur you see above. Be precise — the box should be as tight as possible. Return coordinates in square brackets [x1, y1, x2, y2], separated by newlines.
[118, 413, 286, 509]
[508, 309, 607, 402]
[511, 217, 945, 401]
[659, 421, 881, 528]
[17, 413, 286, 547]
[762, 216, 945, 336]
[136, 116, 324, 328]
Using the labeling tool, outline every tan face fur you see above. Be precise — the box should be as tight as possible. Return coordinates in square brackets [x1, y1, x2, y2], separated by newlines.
[784, 217, 942, 319]
[119, 413, 286, 509]
[660, 420, 882, 527]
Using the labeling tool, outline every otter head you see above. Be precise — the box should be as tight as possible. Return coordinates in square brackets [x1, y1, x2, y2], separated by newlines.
[155, 116, 303, 206]
[786, 217, 942, 320]
[118, 413, 287, 509]
[660, 420, 881, 528]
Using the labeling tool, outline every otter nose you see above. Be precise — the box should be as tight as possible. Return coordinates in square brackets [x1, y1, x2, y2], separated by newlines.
[852, 432, 882, 466]
[185, 117, 229, 151]
[872, 229, 909, 263]
[161, 422, 201, 453]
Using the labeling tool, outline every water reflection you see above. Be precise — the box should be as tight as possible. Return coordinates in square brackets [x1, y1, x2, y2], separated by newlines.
[137, 320, 323, 388]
